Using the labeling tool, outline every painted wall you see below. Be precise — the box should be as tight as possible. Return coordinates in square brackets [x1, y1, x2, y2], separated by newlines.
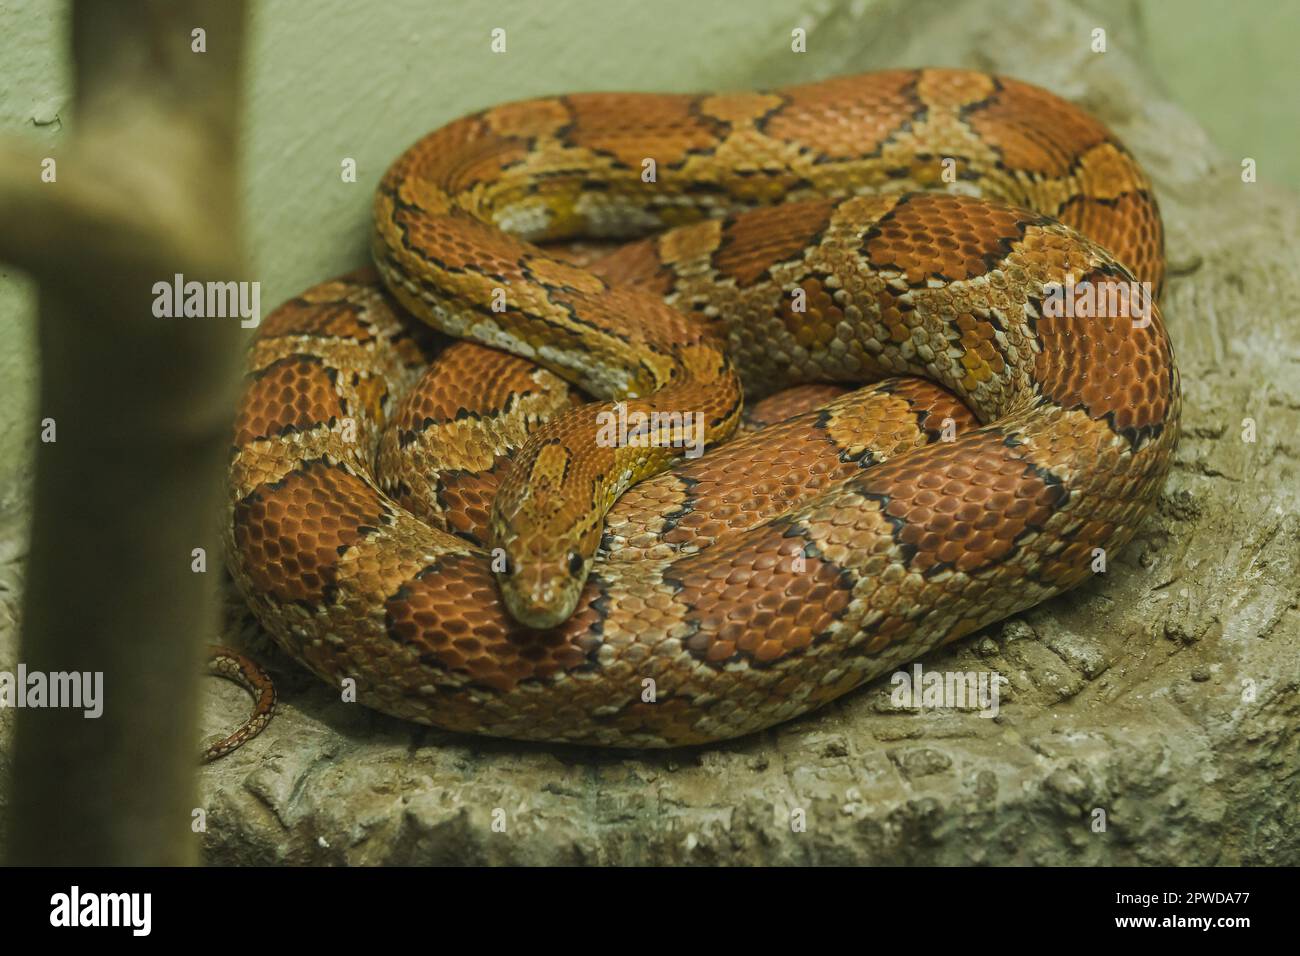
[0, 0, 64, 543]
[1138, 0, 1299, 191]
[0, 0, 1296, 541]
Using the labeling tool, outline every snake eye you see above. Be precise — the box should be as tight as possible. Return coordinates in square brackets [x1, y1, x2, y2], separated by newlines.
[567, 551, 585, 576]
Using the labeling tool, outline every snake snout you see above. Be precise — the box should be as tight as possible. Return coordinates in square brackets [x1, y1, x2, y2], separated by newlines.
[496, 554, 584, 630]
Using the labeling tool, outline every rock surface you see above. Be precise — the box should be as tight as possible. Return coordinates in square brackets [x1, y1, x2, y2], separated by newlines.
[8, 0, 1300, 864]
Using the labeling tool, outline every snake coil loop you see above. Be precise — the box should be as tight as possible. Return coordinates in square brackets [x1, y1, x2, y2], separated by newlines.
[227, 69, 1178, 747]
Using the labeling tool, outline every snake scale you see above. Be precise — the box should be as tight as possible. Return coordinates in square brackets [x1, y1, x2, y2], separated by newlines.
[222, 69, 1178, 750]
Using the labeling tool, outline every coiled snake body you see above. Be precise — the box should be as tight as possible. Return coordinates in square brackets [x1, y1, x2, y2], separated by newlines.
[225, 69, 1178, 748]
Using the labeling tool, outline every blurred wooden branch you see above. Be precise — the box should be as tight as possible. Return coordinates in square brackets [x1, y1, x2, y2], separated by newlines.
[1, 0, 249, 865]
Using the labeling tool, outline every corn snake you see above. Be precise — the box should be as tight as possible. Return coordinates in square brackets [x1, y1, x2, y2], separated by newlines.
[221, 68, 1178, 749]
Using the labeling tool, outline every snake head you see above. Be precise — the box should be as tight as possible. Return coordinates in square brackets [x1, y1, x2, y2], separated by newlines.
[493, 543, 590, 630]
[489, 441, 602, 630]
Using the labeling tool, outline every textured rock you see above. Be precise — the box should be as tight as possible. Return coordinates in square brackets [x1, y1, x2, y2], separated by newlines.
[7, 0, 1300, 864]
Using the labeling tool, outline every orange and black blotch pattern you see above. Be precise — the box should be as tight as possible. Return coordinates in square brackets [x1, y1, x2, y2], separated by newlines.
[234, 458, 390, 606]
[225, 70, 1180, 748]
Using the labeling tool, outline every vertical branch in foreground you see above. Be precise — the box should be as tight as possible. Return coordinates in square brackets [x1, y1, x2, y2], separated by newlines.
[0, 0, 248, 864]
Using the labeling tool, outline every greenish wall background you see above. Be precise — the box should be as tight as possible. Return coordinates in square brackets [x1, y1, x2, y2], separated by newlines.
[0, 0, 63, 546]
[1137, 0, 1299, 191]
[0, 0, 1297, 544]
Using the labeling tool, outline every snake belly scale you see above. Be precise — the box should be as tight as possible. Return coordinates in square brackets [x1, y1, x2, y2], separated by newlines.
[224, 69, 1179, 748]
